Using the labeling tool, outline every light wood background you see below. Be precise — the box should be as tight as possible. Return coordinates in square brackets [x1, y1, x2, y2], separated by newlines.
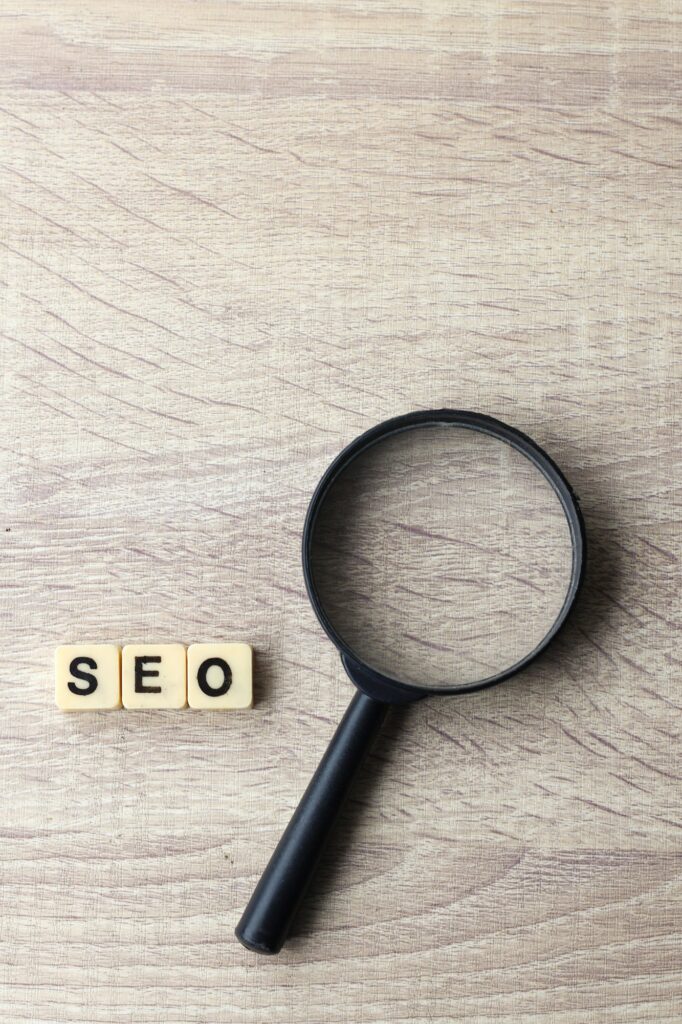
[1, 2, 680, 1022]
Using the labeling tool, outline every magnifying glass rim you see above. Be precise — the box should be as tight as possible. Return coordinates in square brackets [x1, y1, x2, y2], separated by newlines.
[302, 409, 586, 698]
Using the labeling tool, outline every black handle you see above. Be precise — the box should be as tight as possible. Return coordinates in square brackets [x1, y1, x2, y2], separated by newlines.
[235, 689, 390, 954]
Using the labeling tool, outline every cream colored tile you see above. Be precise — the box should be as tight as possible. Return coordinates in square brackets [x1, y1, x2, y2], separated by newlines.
[121, 644, 186, 709]
[187, 643, 253, 709]
[55, 644, 121, 711]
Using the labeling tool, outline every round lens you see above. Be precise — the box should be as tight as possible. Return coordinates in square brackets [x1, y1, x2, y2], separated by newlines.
[308, 423, 576, 690]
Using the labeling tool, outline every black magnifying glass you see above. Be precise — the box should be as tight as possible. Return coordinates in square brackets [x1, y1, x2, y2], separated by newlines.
[236, 410, 585, 954]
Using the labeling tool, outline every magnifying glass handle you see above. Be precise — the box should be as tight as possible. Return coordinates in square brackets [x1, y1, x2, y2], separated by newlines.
[235, 689, 389, 954]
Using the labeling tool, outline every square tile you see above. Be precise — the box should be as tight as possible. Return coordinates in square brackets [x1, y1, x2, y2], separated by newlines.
[55, 644, 121, 711]
[187, 643, 253, 709]
[122, 643, 187, 709]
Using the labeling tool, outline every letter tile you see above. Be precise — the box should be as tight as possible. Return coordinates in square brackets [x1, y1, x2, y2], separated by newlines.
[187, 643, 253, 709]
[55, 644, 121, 711]
[122, 643, 187, 709]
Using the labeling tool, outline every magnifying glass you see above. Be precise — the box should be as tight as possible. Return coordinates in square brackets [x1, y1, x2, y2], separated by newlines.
[236, 409, 585, 954]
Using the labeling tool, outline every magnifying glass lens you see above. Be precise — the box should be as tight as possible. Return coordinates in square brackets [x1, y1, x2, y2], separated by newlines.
[309, 424, 574, 689]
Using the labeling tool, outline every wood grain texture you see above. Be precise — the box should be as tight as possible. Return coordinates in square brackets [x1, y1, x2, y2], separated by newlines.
[0, 2, 680, 1021]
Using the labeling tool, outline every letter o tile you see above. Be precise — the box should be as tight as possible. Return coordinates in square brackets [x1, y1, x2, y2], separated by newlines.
[187, 643, 253, 709]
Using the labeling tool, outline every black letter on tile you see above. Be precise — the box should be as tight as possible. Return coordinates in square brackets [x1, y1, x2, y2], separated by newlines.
[135, 655, 162, 693]
[68, 657, 98, 696]
[197, 657, 232, 697]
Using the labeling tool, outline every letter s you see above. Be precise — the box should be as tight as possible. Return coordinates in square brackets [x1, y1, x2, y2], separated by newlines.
[68, 657, 98, 696]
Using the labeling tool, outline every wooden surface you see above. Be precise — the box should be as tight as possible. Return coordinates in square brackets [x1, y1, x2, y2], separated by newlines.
[1, 2, 680, 1021]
